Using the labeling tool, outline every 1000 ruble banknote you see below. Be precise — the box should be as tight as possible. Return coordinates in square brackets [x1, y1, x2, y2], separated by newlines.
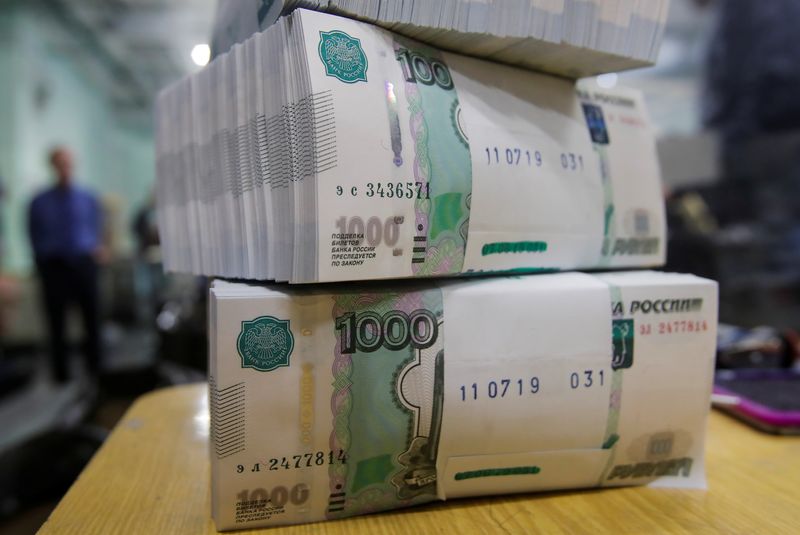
[209, 271, 717, 529]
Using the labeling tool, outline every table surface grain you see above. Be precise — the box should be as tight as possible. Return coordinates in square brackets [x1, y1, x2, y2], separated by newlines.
[38, 383, 800, 534]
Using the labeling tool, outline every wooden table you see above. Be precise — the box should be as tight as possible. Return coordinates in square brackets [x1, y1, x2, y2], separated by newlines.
[39, 384, 800, 534]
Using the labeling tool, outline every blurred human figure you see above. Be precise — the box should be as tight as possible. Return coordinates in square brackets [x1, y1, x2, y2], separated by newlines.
[703, 0, 800, 154]
[0, 176, 17, 340]
[133, 192, 160, 256]
[132, 192, 163, 322]
[0, 276, 19, 339]
[0, 173, 6, 263]
[28, 147, 104, 383]
[702, 0, 800, 226]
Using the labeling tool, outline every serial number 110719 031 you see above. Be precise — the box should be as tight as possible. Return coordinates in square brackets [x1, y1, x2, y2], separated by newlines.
[459, 370, 606, 402]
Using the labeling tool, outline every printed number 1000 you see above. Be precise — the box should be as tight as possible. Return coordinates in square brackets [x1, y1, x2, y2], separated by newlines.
[335, 309, 439, 354]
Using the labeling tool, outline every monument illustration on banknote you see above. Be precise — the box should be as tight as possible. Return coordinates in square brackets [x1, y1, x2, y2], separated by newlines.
[392, 346, 444, 499]
[328, 290, 445, 516]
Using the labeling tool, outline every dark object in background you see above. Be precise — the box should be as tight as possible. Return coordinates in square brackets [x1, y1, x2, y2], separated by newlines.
[665, 182, 800, 330]
[0, 426, 106, 519]
[155, 277, 209, 372]
[714, 369, 800, 434]
[716, 323, 797, 369]
[0, 357, 34, 402]
[665, 190, 718, 282]
[693, 2, 800, 331]
[36, 256, 102, 383]
[704, 0, 800, 158]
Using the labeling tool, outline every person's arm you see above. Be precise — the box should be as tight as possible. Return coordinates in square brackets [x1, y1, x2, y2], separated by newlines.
[91, 192, 110, 264]
[702, 0, 796, 142]
[28, 196, 41, 259]
[703, 1, 759, 135]
[0, 274, 20, 334]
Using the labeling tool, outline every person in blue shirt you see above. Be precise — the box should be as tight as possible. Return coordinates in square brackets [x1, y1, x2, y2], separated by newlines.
[703, 0, 800, 159]
[28, 147, 104, 383]
[699, 0, 800, 278]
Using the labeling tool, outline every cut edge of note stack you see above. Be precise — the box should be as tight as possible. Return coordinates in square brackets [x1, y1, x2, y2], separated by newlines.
[212, 0, 672, 78]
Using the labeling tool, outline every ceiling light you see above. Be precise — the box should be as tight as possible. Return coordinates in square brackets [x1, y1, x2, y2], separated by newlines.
[596, 73, 618, 89]
[191, 44, 210, 67]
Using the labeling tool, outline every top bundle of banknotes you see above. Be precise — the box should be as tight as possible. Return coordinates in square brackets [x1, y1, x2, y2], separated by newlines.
[156, 6, 667, 283]
[212, 0, 670, 78]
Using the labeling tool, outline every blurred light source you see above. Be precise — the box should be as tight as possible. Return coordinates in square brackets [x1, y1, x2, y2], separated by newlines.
[191, 44, 211, 66]
[596, 73, 618, 89]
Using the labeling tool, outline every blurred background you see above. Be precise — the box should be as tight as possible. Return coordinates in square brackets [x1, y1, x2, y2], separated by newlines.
[0, 0, 799, 533]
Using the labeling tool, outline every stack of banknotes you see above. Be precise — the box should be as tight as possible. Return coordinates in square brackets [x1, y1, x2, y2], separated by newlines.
[151, 1, 719, 531]
[156, 8, 665, 283]
[212, 0, 670, 77]
[209, 271, 717, 530]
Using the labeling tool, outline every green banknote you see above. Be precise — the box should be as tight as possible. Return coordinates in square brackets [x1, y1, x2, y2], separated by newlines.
[327, 287, 445, 516]
[209, 272, 717, 530]
[393, 37, 472, 276]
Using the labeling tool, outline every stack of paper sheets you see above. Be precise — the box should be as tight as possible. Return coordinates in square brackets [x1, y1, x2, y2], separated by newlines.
[209, 271, 717, 530]
[212, 0, 671, 78]
[156, 8, 665, 283]
[153, 3, 718, 532]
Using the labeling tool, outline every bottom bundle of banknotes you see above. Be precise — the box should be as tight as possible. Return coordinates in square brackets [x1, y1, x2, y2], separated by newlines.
[209, 271, 717, 530]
